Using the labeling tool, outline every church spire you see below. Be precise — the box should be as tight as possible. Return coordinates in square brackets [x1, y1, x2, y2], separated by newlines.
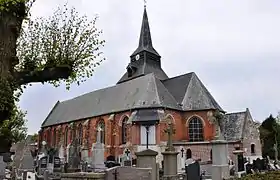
[131, 6, 159, 57]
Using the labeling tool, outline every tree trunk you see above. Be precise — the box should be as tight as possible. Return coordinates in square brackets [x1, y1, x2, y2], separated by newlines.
[0, 3, 25, 154]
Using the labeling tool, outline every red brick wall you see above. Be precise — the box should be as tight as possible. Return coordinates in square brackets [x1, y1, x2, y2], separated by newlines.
[40, 109, 217, 158]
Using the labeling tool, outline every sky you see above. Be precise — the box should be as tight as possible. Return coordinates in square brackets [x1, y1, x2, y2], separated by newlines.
[19, 0, 280, 134]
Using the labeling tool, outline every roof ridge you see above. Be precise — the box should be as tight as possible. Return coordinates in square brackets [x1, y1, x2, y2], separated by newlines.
[151, 73, 161, 105]
[154, 76, 180, 107]
[181, 72, 195, 106]
[226, 111, 247, 115]
[162, 72, 194, 82]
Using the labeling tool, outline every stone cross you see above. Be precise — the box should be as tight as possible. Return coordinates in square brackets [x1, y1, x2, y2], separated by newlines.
[164, 122, 175, 151]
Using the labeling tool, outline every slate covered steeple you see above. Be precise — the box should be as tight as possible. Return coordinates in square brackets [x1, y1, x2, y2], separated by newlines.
[131, 6, 159, 57]
[117, 7, 168, 84]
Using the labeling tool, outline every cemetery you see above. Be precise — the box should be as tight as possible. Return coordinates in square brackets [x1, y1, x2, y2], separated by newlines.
[1, 120, 280, 180]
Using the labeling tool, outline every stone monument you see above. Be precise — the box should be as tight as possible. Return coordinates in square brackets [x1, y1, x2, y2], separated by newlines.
[161, 121, 179, 176]
[135, 149, 158, 180]
[91, 127, 106, 171]
[211, 136, 229, 180]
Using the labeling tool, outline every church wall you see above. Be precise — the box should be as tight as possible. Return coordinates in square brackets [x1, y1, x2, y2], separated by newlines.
[241, 114, 262, 157]
[39, 109, 220, 161]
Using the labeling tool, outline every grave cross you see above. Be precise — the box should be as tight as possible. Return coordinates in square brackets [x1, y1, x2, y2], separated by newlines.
[164, 122, 175, 151]
[125, 149, 130, 157]
[145, 126, 150, 149]
[181, 148, 184, 158]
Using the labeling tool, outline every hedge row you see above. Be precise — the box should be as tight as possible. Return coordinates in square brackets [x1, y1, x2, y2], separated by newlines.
[237, 171, 280, 180]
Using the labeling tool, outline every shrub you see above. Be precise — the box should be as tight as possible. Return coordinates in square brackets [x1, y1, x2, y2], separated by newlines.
[238, 171, 280, 180]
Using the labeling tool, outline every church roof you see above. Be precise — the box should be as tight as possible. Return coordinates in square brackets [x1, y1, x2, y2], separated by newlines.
[222, 108, 253, 141]
[41, 7, 223, 128]
[42, 72, 223, 127]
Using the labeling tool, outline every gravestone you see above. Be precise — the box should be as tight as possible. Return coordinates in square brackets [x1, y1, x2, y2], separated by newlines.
[237, 154, 245, 171]
[37, 156, 48, 176]
[58, 144, 65, 164]
[68, 138, 81, 170]
[186, 161, 200, 180]
[54, 157, 61, 169]
[0, 156, 6, 180]
[91, 127, 106, 171]
[123, 149, 132, 166]
[66, 143, 71, 163]
[81, 146, 89, 163]
[255, 158, 262, 171]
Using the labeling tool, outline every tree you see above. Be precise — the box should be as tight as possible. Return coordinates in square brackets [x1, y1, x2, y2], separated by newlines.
[260, 114, 280, 159]
[0, 1, 105, 153]
[0, 105, 27, 153]
[30, 133, 38, 142]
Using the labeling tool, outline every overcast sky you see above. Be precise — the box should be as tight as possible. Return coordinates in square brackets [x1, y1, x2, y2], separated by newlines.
[19, 0, 280, 134]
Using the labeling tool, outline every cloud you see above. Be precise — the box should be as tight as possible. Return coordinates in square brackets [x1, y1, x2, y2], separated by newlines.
[19, 0, 280, 133]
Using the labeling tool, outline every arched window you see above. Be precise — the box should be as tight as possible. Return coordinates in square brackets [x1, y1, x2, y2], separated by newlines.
[251, 144, 255, 154]
[64, 127, 68, 146]
[121, 117, 128, 144]
[186, 148, 192, 159]
[53, 128, 57, 147]
[78, 124, 83, 145]
[97, 120, 105, 144]
[188, 117, 204, 142]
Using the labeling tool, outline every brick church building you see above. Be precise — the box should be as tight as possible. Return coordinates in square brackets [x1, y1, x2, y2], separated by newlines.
[39, 7, 262, 169]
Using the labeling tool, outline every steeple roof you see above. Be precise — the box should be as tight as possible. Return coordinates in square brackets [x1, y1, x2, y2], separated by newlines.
[131, 7, 159, 57]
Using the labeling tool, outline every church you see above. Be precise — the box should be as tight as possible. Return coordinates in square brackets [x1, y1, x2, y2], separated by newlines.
[39, 7, 262, 170]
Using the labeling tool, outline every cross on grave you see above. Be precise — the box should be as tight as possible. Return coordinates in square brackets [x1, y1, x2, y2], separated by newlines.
[112, 168, 119, 180]
[181, 148, 184, 158]
[164, 121, 175, 151]
[125, 149, 130, 159]
[145, 126, 150, 149]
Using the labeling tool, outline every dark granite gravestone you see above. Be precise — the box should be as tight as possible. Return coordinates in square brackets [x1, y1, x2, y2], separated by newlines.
[237, 154, 245, 171]
[39, 156, 48, 169]
[186, 161, 200, 180]
[53, 157, 61, 169]
[255, 158, 262, 171]
[245, 163, 253, 174]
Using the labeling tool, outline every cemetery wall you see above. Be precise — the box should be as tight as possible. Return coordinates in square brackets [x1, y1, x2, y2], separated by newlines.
[105, 166, 152, 180]
[60, 172, 105, 180]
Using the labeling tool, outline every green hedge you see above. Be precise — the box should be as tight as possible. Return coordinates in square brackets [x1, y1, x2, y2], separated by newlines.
[237, 171, 280, 180]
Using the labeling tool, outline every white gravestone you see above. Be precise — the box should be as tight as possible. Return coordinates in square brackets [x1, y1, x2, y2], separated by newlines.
[91, 127, 106, 171]
[59, 144, 65, 164]
[66, 143, 71, 163]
